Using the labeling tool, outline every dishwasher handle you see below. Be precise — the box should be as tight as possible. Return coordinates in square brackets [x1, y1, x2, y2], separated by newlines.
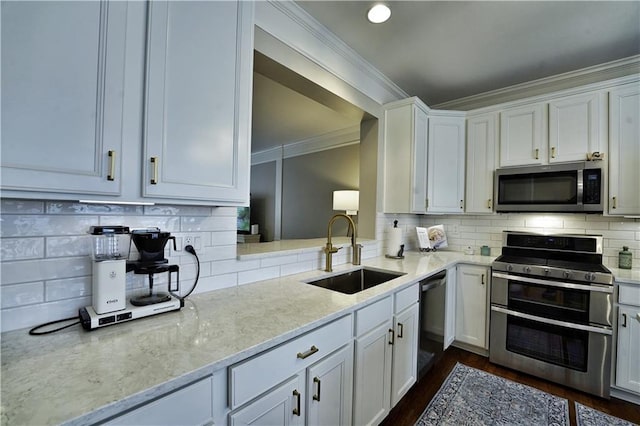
[420, 270, 447, 292]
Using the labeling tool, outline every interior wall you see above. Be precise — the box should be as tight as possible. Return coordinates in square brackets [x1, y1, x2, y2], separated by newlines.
[282, 144, 360, 239]
[250, 161, 277, 242]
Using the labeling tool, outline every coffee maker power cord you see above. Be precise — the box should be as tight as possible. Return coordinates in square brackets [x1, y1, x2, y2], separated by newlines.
[29, 245, 201, 335]
[172, 244, 200, 302]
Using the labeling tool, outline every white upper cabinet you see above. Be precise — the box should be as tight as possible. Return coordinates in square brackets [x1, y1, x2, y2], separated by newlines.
[383, 98, 429, 214]
[548, 92, 606, 163]
[609, 83, 640, 216]
[143, 1, 253, 204]
[466, 113, 498, 213]
[383, 99, 466, 214]
[1, 1, 253, 206]
[427, 112, 466, 213]
[1, 1, 128, 195]
[499, 103, 546, 167]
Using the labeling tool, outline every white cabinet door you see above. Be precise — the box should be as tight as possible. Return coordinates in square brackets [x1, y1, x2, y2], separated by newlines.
[143, 1, 253, 204]
[427, 113, 466, 213]
[307, 344, 353, 426]
[391, 303, 419, 406]
[353, 320, 393, 426]
[548, 92, 605, 163]
[455, 265, 489, 349]
[609, 83, 640, 215]
[466, 113, 498, 213]
[616, 306, 640, 394]
[499, 103, 546, 167]
[383, 98, 429, 214]
[444, 266, 457, 349]
[229, 375, 305, 426]
[1, 1, 128, 195]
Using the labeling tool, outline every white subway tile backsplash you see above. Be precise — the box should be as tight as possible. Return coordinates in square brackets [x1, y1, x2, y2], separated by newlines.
[46, 236, 91, 258]
[1, 282, 44, 308]
[45, 276, 91, 301]
[1, 215, 98, 237]
[0, 237, 45, 261]
[1, 200, 638, 333]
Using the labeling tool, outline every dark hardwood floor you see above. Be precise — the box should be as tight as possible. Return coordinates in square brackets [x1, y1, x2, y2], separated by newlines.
[381, 347, 640, 426]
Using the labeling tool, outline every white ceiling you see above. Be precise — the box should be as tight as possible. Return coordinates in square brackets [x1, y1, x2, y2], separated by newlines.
[251, 1, 640, 153]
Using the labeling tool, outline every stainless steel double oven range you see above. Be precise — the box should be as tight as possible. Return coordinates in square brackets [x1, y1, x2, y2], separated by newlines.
[490, 231, 614, 398]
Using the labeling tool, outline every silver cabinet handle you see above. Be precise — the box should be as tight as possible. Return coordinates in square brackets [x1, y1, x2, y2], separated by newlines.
[551, 146, 556, 158]
[107, 150, 116, 181]
[150, 157, 159, 185]
[460, 199, 464, 209]
[535, 148, 539, 159]
[292, 389, 301, 416]
[612, 196, 617, 209]
[487, 198, 492, 209]
[297, 345, 318, 359]
[313, 377, 321, 401]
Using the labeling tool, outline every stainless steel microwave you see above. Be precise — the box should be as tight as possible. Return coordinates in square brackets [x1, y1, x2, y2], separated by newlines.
[494, 161, 604, 213]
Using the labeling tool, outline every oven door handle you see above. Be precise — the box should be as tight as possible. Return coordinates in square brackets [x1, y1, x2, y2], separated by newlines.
[491, 305, 613, 335]
[492, 272, 613, 294]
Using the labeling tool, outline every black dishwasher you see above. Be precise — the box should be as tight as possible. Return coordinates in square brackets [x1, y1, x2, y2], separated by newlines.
[417, 270, 447, 378]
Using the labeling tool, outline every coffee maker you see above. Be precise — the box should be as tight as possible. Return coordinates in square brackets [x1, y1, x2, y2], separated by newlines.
[79, 227, 183, 330]
[127, 228, 180, 306]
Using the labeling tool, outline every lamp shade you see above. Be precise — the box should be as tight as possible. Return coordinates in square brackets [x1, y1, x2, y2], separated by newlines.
[333, 190, 359, 215]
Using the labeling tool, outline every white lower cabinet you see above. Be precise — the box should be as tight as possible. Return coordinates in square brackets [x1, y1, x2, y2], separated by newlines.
[615, 282, 640, 395]
[228, 315, 353, 426]
[455, 264, 490, 350]
[104, 375, 216, 426]
[353, 284, 420, 426]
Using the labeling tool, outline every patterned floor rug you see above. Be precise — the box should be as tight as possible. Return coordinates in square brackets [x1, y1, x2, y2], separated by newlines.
[575, 402, 638, 426]
[415, 363, 569, 426]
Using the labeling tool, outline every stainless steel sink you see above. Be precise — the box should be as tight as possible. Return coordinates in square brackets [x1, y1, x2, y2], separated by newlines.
[304, 267, 406, 294]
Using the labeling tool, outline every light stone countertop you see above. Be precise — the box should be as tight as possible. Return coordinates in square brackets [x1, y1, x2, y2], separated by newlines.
[609, 267, 640, 285]
[9, 250, 635, 425]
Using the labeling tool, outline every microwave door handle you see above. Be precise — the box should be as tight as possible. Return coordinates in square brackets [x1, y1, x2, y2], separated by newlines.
[577, 169, 584, 205]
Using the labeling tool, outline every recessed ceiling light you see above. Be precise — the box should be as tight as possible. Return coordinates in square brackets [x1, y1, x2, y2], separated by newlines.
[367, 4, 391, 24]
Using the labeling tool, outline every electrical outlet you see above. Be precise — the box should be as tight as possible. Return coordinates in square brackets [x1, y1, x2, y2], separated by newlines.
[184, 235, 194, 247]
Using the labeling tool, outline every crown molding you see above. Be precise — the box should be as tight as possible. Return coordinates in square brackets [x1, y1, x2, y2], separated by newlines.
[252, 125, 360, 165]
[434, 55, 640, 111]
[257, 1, 408, 105]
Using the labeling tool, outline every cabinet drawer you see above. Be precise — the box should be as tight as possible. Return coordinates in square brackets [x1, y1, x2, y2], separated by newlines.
[394, 283, 419, 314]
[618, 283, 640, 307]
[229, 314, 352, 410]
[105, 376, 213, 425]
[355, 296, 392, 337]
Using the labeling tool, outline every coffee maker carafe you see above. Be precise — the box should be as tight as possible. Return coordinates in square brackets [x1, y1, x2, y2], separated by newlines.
[127, 228, 180, 306]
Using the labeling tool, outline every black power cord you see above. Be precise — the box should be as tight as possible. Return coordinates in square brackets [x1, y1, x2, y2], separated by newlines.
[171, 244, 200, 301]
[29, 316, 81, 336]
